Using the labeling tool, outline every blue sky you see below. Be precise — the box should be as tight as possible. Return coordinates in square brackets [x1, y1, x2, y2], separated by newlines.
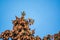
[0, 0, 60, 38]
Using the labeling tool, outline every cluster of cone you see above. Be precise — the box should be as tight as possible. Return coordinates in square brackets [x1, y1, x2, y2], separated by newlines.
[42, 32, 60, 40]
[0, 11, 41, 40]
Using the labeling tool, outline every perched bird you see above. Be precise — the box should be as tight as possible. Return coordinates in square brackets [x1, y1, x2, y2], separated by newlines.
[28, 18, 34, 25]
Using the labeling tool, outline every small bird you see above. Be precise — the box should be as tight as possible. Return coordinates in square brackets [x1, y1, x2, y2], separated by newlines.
[28, 18, 34, 25]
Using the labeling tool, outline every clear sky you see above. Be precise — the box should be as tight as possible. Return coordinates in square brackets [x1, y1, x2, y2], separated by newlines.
[0, 0, 60, 38]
